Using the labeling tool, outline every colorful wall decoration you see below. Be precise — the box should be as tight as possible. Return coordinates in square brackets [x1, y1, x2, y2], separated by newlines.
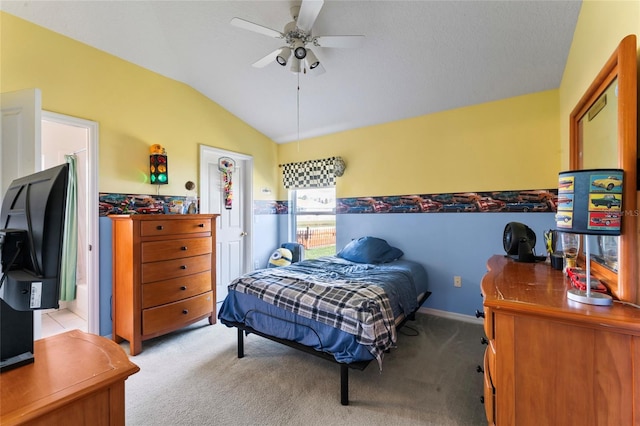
[99, 193, 198, 216]
[254, 188, 558, 215]
[101, 188, 557, 217]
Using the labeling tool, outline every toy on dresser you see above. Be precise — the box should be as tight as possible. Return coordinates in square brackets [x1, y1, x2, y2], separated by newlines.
[566, 267, 608, 293]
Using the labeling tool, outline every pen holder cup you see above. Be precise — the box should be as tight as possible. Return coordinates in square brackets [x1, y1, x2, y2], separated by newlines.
[550, 252, 564, 270]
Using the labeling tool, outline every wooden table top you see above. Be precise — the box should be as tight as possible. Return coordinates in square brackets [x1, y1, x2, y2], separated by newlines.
[482, 255, 640, 335]
[1, 330, 139, 424]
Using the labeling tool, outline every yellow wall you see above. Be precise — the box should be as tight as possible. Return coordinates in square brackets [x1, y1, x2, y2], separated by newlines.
[278, 89, 560, 199]
[559, 1, 639, 301]
[279, 1, 640, 201]
[0, 12, 278, 199]
[3, 3, 639, 203]
[559, 0, 640, 168]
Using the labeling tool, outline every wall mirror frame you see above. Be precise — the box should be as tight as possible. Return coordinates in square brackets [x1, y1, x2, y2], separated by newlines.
[569, 34, 637, 303]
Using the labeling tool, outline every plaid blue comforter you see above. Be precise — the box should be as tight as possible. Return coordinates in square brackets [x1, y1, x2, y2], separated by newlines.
[227, 257, 418, 367]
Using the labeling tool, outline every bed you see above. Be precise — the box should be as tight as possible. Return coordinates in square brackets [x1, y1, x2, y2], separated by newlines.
[217, 237, 430, 405]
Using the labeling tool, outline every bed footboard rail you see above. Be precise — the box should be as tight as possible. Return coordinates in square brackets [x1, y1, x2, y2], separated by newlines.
[225, 320, 369, 405]
[223, 290, 431, 405]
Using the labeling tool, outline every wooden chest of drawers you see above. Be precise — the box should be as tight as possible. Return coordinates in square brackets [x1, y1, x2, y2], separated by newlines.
[111, 214, 218, 355]
[481, 255, 640, 426]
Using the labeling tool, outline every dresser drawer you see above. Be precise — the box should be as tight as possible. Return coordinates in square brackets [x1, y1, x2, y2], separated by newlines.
[141, 237, 212, 263]
[142, 291, 213, 336]
[141, 254, 211, 283]
[483, 347, 495, 425]
[142, 271, 211, 309]
[488, 340, 496, 381]
[140, 218, 211, 237]
[483, 306, 494, 340]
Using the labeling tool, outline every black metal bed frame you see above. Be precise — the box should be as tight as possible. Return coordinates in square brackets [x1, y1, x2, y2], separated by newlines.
[224, 291, 431, 405]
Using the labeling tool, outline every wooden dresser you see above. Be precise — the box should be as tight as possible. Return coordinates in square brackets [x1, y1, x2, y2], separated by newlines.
[481, 255, 640, 426]
[1, 330, 139, 425]
[111, 214, 218, 355]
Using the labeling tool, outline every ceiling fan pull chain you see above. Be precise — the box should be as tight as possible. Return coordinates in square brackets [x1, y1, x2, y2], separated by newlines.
[297, 72, 300, 152]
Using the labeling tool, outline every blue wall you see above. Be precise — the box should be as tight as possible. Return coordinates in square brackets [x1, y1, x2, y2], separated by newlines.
[98, 217, 113, 336]
[98, 215, 281, 336]
[253, 214, 280, 269]
[336, 212, 556, 316]
[97, 211, 554, 334]
[273, 210, 555, 317]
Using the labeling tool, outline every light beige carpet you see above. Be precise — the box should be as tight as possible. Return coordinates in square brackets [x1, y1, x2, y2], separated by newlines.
[122, 313, 486, 425]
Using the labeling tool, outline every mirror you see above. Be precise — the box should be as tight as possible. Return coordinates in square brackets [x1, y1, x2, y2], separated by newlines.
[581, 78, 619, 274]
[581, 79, 618, 169]
[570, 34, 637, 303]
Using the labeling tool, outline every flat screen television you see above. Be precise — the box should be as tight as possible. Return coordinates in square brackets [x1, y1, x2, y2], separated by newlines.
[0, 163, 69, 371]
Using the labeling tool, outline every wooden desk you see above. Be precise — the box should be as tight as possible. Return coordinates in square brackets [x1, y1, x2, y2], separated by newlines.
[481, 255, 640, 426]
[1, 330, 139, 425]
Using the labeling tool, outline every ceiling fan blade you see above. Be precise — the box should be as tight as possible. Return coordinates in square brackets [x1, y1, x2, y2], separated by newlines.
[230, 17, 283, 39]
[296, 0, 324, 32]
[251, 49, 281, 68]
[314, 35, 364, 48]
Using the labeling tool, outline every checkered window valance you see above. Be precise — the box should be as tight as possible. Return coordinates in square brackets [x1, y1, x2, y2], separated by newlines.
[281, 157, 339, 189]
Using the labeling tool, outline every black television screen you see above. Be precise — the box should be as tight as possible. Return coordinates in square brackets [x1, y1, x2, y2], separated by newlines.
[0, 163, 69, 371]
[0, 163, 69, 311]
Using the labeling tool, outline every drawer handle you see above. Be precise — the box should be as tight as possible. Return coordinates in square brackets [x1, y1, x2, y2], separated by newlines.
[197, 223, 205, 228]
[480, 396, 484, 404]
[475, 309, 485, 319]
[182, 309, 189, 315]
[181, 246, 188, 251]
[156, 225, 164, 230]
[180, 286, 187, 291]
[481, 337, 489, 345]
[476, 365, 484, 373]
[180, 265, 187, 270]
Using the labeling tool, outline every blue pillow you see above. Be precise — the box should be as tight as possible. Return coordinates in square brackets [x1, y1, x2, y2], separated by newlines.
[337, 236, 404, 264]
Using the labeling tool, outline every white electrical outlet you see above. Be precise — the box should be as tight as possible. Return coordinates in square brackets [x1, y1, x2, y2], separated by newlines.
[454, 276, 462, 287]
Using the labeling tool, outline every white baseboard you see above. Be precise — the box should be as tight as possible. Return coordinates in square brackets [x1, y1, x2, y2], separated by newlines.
[418, 307, 484, 325]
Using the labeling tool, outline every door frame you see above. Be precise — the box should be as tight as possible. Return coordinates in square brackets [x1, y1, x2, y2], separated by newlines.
[199, 145, 253, 277]
[42, 111, 100, 335]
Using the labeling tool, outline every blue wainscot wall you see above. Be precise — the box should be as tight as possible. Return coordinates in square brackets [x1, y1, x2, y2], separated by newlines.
[98, 210, 555, 335]
[253, 213, 280, 269]
[336, 212, 556, 318]
[99, 217, 113, 336]
[98, 214, 281, 336]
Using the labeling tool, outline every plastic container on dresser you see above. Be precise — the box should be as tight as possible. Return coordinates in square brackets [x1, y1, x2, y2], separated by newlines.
[110, 214, 218, 355]
[480, 255, 640, 426]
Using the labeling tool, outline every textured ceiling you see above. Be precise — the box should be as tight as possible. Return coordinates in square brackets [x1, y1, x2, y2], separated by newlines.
[1, 1, 582, 143]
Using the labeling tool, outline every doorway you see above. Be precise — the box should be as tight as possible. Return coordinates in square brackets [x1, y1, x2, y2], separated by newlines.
[199, 145, 253, 303]
[40, 112, 99, 336]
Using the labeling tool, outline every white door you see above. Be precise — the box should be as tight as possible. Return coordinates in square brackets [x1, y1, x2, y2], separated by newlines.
[1, 89, 41, 195]
[199, 146, 253, 302]
[1, 90, 100, 337]
[1, 88, 43, 337]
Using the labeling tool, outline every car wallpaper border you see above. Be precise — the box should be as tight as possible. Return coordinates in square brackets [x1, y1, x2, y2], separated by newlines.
[99, 188, 558, 216]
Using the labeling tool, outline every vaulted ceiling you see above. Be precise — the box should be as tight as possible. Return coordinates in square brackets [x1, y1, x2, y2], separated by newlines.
[1, 1, 581, 143]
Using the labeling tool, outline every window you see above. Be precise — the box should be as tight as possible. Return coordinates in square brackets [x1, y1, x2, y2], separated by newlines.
[289, 187, 336, 259]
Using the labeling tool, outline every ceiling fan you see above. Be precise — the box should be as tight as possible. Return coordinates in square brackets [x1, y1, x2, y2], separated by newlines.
[230, 0, 364, 75]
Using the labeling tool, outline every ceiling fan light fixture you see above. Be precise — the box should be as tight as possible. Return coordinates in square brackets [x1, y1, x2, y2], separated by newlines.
[293, 40, 307, 59]
[290, 57, 301, 73]
[233, 1, 365, 76]
[276, 47, 291, 66]
[305, 48, 320, 69]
